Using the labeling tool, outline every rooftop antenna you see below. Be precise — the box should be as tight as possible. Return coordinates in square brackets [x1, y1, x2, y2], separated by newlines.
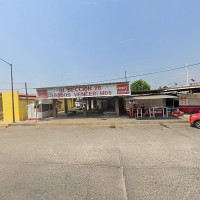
[25, 82, 28, 104]
[125, 70, 127, 82]
[185, 63, 189, 85]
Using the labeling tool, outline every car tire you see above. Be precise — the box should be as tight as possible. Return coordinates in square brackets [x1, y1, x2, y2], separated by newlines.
[194, 120, 200, 129]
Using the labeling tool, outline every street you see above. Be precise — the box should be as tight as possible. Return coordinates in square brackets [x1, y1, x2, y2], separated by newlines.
[0, 124, 200, 200]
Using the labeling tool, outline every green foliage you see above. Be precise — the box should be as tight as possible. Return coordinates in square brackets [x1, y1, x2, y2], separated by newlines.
[131, 79, 151, 92]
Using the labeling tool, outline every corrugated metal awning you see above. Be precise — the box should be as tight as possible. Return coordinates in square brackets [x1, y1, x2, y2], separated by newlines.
[127, 95, 178, 100]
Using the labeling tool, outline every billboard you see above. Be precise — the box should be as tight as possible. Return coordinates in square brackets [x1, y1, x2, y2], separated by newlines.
[37, 83, 130, 99]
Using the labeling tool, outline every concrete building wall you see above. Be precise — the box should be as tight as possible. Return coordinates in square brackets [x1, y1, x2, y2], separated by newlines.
[0, 97, 3, 120]
[57, 99, 75, 111]
[65, 99, 75, 110]
[19, 99, 34, 120]
[2, 91, 20, 122]
[27, 103, 53, 120]
[2, 91, 34, 122]
[179, 93, 200, 113]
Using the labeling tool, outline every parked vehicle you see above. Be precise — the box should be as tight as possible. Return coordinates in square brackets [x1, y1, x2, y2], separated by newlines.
[190, 113, 200, 128]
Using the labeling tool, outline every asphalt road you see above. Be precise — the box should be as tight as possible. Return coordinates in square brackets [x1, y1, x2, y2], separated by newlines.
[0, 124, 200, 200]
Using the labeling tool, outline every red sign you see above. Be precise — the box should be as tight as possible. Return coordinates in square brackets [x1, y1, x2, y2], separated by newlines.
[37, 89, 48, 99]
[117, 84, 129, 94]
[37, 83, 130, 99]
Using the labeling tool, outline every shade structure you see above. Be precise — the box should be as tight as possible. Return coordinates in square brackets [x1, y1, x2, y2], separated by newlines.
[128, 95, 178, 100]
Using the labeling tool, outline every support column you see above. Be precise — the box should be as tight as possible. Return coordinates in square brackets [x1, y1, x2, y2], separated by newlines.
[88, 99, 92, 111]
[98, 100, 102, 109]
[115, 97, 119, 117]
[91, 100, 94, 109]
[53, 99, 57, 118]
[64, 99, 68, 114]
[83, 99, 87, 117]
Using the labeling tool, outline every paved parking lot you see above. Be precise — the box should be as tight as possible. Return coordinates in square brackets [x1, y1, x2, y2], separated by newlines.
[0, 124, 200, 200]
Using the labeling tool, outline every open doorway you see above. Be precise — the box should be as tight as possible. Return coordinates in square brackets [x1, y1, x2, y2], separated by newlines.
[119, 97, 126, 115]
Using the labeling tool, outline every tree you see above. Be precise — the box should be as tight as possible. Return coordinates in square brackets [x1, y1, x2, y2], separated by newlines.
[131, 79, 151, 92]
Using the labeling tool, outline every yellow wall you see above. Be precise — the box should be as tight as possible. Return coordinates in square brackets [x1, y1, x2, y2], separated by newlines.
[2, 91, 34, 122]
[2, 91, 20, 122]
[0, 97, 3, 120]
[19, 99, 34, 121]
[58, 99, 75, 110]
[66, 99, 75, 109]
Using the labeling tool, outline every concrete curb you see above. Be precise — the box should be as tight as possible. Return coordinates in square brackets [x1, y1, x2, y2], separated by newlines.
[6, 120, 189, 127]
[0, 123, 10, 127]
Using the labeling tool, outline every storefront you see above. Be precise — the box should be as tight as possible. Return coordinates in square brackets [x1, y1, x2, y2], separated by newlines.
[125, 95, 178, 118]
[178, 93, 200, 114]
[36, 82, 131, 118]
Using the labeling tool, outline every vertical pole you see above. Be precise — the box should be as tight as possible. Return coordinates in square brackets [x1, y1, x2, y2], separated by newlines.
[53, 99, 57, 118]
[166, 107, 168, 118]
[11, 64, 15, 123]
[35, 103, 37, 122]
[64, 99, 68, 114]
[83, 99, 87, 117]
[114, 97, 120, 117]
[88, 99, 92, 111]
[125, 70, 127, 82]
[91, 99, 94, 110]
[41, 104, 43, 120]
[25, 82, 28, 104]
[21, 101, 23, 121]
[186, 63, 189, 85]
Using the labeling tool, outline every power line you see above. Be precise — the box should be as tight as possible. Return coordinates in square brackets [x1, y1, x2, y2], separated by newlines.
[0, 82, 30, 85]
[126, 62, 200, 79]
[77, 62, 200, 85]
[0, 88, 26, 90]
[1, 62, 200, 88]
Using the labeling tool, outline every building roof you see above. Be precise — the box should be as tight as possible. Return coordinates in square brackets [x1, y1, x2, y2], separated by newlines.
[128, 95, 178, 100]
[163, 84, 200, 92]
[19, 94, 36, 100]
[131, 84, 200, 95]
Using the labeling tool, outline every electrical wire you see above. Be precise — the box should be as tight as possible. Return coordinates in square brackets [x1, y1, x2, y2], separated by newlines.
[72, 62, 200, 85]
[0, 82, 30, 85]
[126, 62, 200, 79]
[1, 62, 200, 87]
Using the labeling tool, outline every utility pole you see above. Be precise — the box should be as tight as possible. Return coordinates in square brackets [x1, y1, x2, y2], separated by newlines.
[0, 57, 15, 123]
[125, 70, 127, 82]
[10, 64, 15, 123]
[25, 82, 28, 104]
[186, 63, 189, 85]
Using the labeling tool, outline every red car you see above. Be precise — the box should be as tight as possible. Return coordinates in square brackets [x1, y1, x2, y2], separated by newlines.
[190, 113, 200, 129]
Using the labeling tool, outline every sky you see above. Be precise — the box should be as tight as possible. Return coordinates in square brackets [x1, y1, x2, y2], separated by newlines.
[0, 0, 200, 94]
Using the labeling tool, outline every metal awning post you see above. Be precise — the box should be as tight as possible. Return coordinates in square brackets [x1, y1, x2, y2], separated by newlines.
[166, 107, 168, 118]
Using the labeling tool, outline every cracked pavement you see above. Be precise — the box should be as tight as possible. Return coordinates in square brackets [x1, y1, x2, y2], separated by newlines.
[0, 124, 200, 200]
